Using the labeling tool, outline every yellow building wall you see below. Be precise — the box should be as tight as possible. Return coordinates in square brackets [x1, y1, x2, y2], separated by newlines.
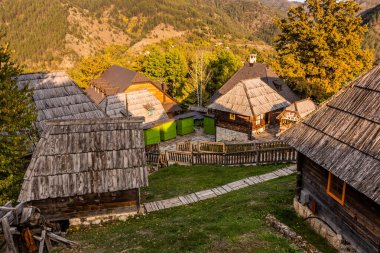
[125, 83, 175, 104]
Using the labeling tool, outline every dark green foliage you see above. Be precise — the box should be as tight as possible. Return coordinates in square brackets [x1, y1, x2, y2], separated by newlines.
[207, 49, 242, 96]
[0, 39, 37, 204]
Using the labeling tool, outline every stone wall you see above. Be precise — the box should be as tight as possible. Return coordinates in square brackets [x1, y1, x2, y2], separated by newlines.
[216, 127, 249, 142]
[293, 198, 356, 252]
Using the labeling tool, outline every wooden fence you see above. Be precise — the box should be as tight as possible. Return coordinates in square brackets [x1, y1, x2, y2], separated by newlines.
[174, 141, 289, 153]
[146, 141, 296, 166]
[164, 147, 296, 166]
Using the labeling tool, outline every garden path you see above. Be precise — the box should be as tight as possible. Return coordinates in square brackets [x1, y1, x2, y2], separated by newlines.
[144, 164, 296, 212]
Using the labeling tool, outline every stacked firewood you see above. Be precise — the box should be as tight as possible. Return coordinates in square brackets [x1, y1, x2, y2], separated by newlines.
[0, 202, 78, 253]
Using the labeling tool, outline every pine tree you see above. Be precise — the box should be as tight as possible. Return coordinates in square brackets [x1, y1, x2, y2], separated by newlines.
[0, 40, 37, 204]
[273, 0, 373, 102]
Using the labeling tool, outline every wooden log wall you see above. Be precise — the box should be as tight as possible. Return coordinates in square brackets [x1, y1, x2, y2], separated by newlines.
[298, 154, 380, 253]
[29, 189, 139, 221]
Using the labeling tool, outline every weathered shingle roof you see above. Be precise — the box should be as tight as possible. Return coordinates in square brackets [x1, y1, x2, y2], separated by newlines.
[99, 90, 169, 124]
[209, 63, 299, 103]
[280, 65, 380, 204]
[284, 98, 318, 119]
[16, 72, 106, 132]
[18, 117, 148, 202]
[208, 78, 291, 116]
[87, 65, 181, 113]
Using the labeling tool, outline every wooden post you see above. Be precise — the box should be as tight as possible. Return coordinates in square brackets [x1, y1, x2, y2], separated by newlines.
[39, 230, 46, 253]
[2, 218, 17, 253]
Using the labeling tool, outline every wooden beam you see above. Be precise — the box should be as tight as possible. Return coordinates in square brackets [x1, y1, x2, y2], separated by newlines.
[1, 218, 17, 253]
[38, 230, 46, 253]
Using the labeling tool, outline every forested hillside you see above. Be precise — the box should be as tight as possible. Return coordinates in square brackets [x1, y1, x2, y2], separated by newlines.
[0, 0, 283, 71]
[362, 4, 380, 60]
[0, 0, 378, 71]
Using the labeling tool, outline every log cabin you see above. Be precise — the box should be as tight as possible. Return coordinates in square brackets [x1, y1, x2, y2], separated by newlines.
[16, 72, 107, 132]
[208, 55, 299, 142]
[277, 98, 318, 131]
[280, 65, 380, 253]
[86, 65, 181, 118]
[18, 117, 149, 223]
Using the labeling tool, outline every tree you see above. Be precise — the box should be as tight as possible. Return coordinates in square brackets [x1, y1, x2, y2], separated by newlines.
[0, 40, 37, 204]
[69, 54, 112, 89]
[182, 51, 212, 106]
[273, 0, 373, 102]
[140, 46, 188, 99]
[207, 49, 242, 96]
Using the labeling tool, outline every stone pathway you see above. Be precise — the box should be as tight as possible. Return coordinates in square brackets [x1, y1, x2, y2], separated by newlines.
[144, 165, 296, 213]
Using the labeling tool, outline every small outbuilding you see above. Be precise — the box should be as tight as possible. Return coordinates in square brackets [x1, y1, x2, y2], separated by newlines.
[86, 65, 181, 117]
[18, 117, 149, 222]
[280, 65, 380, 253]
[277, 98, 318, 131]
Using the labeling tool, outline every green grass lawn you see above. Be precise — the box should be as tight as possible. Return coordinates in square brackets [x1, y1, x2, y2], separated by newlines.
[141, 163, 290, 202]
[68, 175, 336, 253]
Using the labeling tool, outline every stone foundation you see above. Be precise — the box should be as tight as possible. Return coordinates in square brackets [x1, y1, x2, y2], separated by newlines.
[293, 198, 356, 252]
[216, 127, 249, 142]
[70, 210, 139, 227]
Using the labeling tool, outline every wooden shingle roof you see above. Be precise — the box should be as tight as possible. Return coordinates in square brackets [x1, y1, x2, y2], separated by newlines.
[209, 63, 299, 103]
[280, 65, 380, 204]
[16, 72, 106, 132]
[208, 78, 291, 116]
[98, 90, 169, 124]
[284, 98, 318, 118]
[87, 65, 181, 113]
[18, 117, 148, 202]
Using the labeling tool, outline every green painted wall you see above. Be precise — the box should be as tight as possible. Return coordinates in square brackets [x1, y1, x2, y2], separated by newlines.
[144, 126, 161, 145]
[160, 121, 177, 141]
[204, 116, 216, 134]
[177, 117, 194, 135]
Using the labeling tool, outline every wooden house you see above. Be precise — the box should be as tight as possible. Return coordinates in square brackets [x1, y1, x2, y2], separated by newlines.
[18, 117, 148, 222]
[280, 65, 380, 253]
[277, 98, 318, 131]
[208, 57, 298, 141]
[16, 72, 106, 132]
[86, 65, 181, 118]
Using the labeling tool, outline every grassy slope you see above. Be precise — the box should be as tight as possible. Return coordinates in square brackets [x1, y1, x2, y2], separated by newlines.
[141, 164, 288, 202]
[69, 174, 336, 253]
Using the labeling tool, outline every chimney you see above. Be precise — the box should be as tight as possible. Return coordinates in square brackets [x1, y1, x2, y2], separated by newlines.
[249, 54, 257, 66]
[161, 83, 166, 103]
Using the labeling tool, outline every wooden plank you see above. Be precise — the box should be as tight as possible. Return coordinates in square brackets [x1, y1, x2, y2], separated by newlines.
[1, 218, 17, 253]
[39, 230, 46, 253]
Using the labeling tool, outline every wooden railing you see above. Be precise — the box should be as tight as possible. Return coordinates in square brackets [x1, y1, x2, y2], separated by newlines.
[225, 141, 288, 153]
[146, 141, 296, 166]
[164, 147, 296, 166]
[176, 142, 192, 152]
[197, 141, 225, 153]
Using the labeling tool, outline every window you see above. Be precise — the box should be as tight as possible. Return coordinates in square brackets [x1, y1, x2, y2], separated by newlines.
[255, 114, 263, 125]
[148, 108, 155, 116]
[327, 172, 346, 205]
[230, 113, 236, 120]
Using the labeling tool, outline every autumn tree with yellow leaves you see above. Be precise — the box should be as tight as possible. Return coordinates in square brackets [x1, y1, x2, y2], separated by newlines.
[274, 0, 373, 102]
